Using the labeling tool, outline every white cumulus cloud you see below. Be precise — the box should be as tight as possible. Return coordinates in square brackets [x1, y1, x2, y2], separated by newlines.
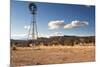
[24, 25, 30, 30]
[64, 20, 88, 29]
[50, 32, 64, 36]
[11, 32, 64, 39]
[48, 20, 65, 29]
[48, 20, 88, 30]
[39, 32, 64, 37]
[11, 33, 28, 39]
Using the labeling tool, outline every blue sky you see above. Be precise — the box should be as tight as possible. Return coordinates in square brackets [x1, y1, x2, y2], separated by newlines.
[11, 0, 95, 39]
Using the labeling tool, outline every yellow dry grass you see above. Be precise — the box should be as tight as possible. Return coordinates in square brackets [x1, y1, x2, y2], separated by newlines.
[11, 44, 95, 66]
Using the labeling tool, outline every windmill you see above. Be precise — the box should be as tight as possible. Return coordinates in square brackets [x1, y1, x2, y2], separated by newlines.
[28, 3, 38, 47]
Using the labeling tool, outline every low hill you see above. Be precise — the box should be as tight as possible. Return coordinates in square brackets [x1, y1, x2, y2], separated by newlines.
[11, 35, 95, 47]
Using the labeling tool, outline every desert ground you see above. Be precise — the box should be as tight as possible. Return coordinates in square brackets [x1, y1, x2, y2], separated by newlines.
[11, 44, 95, 66]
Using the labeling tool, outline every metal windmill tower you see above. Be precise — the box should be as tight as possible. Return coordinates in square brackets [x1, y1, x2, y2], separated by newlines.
[28, 3, 38, 47]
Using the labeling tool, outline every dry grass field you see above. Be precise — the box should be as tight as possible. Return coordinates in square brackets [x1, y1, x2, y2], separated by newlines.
[11, 44, 95, 66]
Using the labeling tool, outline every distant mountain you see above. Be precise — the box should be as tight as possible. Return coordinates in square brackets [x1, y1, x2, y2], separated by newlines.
[11, 35, 95, 47]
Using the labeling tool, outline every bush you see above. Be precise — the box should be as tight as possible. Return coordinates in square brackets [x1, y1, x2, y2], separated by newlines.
[12, 46, 17, 50]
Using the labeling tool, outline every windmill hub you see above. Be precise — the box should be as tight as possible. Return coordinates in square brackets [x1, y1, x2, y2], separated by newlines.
[29, 3, 37, 14]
